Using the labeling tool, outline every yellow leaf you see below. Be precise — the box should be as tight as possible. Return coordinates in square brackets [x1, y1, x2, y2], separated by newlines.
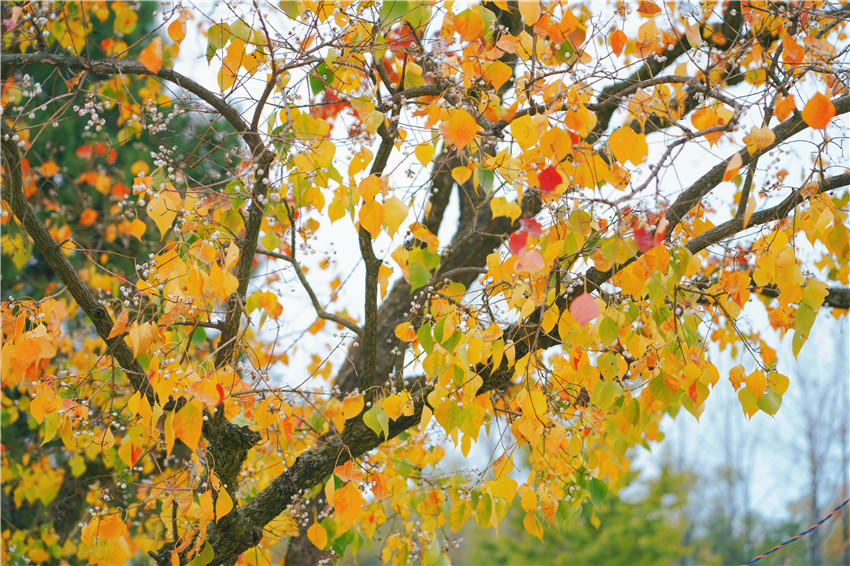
[358, 175, 381, 200]
[523, 511, 544, 540]
[348, 147, 373, 177]
[215, 488, 234, 519]
[743, 125, 775, 156]
[382, 196, 408, 236]
[394, 322, 416, 342]
[343, 394, 364, 420]
[126, 321, 156, 357]
[219, 39, 245, 91]
[307, 522, 327, 550]
[138, 37, 163, 73]
[609, 126, 647, 166]
[415, 142, 435, 165]
[489, 197, 522, 222]
[146, 186, 181, 239]
[223, 240, 240, 270]
[485, 60, 512, 91]
[358, 199, 384, 238]
[383, 394, 404, 421]
[510, 114, 538, 150]
[129, 218, 146, 240]
[451, 166, 472, 184]
[444, 109, 479, 149]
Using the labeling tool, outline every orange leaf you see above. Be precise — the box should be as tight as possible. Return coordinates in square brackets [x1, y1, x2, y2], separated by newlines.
[208, 262, 238, 303]
[394, 322, 416, 342]
[79, 208, 98, 226]
[742, 195, 756, 229]
[610, 126, 647, 166]
[108, 310, 129, 339]
[723, 152, 742, 182]
[129, 218, 147, 240]
[333, 482, 365, 531]
[782, 34, 805, 65]
[40, 160, 59, 177]
[454, 9, 484, 42]
[610, 29, 627, 56]
[444, 109, 479, 150]
[188, 378, 224, 407]
[98, 514, 127, 541]
[168, 16, 187, 44]
[172, 400, 203, 450]
[637, 0, 662, 17]
[307, 522, 327, 550]
[774, 94, 796, 122]
[517, 1, 541, 25]
[801, 92, 835, 129]
[358, 198, 384, 238]
[138, 36, 163, 73]
[745, 370, 766, 399]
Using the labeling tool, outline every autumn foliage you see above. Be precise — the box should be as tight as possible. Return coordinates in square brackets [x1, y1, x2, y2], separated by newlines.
[1, 1, 849, 565]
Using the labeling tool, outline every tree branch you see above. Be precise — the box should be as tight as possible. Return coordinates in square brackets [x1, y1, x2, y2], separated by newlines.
[1, 122, 157, 405]
[0, 52, 264, 153]
[256, 247, 363, 337]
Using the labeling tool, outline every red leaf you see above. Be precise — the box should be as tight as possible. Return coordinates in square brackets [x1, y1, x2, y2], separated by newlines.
[519, 218, 543, 237]
[653, 216, 669, 246]
[570, 293, 599, 326]
[538, 166, 562, 193]
[509, 231, 528, 256]
[634, 224, 654, 252]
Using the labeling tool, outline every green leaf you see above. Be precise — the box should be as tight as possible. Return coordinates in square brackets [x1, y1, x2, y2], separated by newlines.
[309, 62, 335, 95]
[208, 23, 230, 49]
[380, 0, 409, 25]
[792, 304, 817, 357]
[649, 375, 677, 403]
[363, 405, 389, 440]
[417, 324, 434, 354]
[331, 529, 355, 556]
[187, 543, 214, 566]
[593, 377, 622, 411]
[757, 389, 782, 416]
[191, 327, 206, 347]
[589, 477, 608, 506]
[599, 317, 619, 346]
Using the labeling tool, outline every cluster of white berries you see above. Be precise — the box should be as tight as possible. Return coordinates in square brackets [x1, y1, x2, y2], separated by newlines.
[17, 74, 44, 99]
[3, 131, 28, 148]
[72, 96, 106, 132]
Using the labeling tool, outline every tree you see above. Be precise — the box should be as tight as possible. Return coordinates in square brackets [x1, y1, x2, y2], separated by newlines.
[1, 1, 849, 565]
